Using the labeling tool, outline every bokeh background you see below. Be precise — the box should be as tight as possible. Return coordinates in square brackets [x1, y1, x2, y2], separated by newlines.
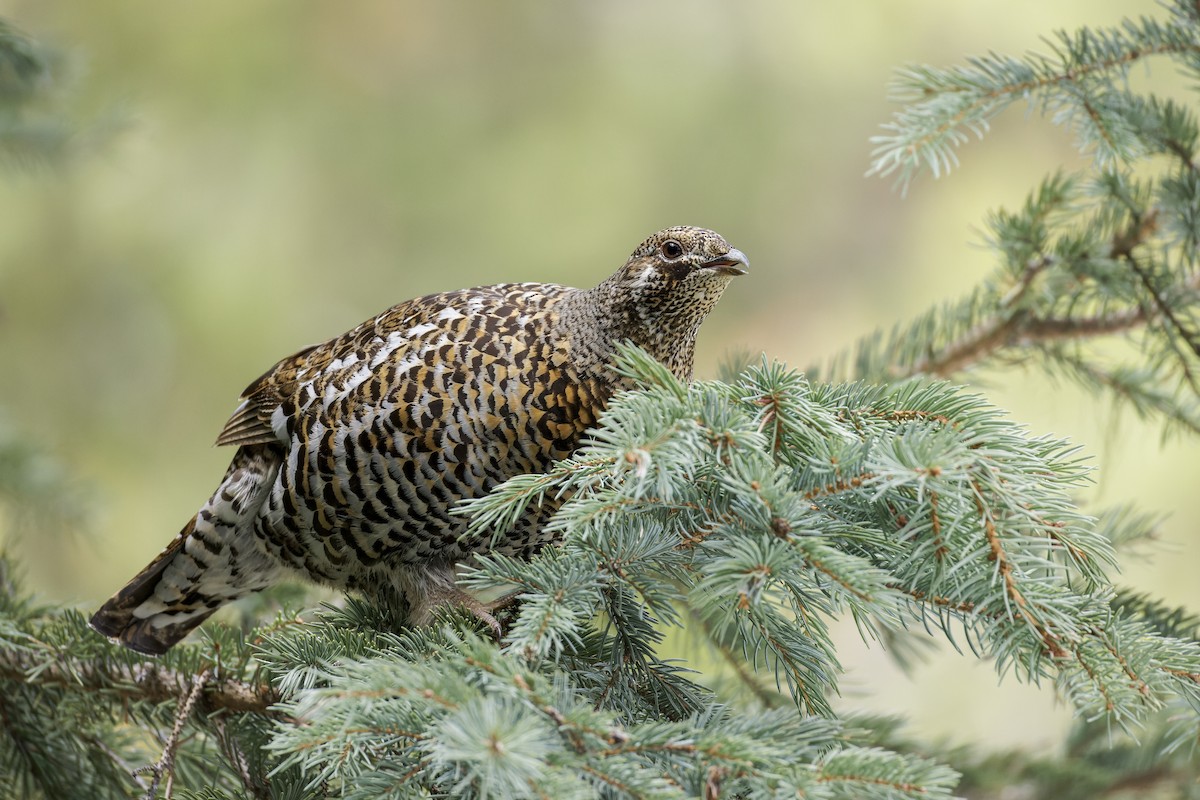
[1, 0, 1193, 754]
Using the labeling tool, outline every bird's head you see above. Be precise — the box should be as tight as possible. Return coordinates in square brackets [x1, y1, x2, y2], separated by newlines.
[620, 225, 748, 286]
[608, 225, 747, 332]
[582, 226, 748, 380]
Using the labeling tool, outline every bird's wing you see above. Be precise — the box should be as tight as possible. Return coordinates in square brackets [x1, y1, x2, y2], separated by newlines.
[211, 287, 504, 449]
[212, 284, 563, 449]
[214, 342, 322, 447]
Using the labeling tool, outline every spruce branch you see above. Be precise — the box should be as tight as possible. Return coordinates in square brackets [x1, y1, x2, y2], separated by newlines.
[844, 2, 1200, 446]
[1112, 591, 1200, 642]
[869, 7, 1200, 189]
[134, 669, 210, 800]
[264, 625, 958, 799]
[686, 607, 787, 709]
[459, 348, 1198, 734]
[0, 634, 282, 718]
[894, 205, 1186, 380]
[1033, 348, 1200, 436]
[209, 716, 270, 800]
[0, 20, 77, 169]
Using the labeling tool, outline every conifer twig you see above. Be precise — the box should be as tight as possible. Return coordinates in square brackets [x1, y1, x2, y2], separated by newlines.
[686, 608, 782, 708]
[88, 736, 150, 791]
[212, 715, 271, 799]
[904, 307, 1149, 378]
[134, 669, 209, 800]
[902, 211, 1196, 378]
[0, 646, 284, 718]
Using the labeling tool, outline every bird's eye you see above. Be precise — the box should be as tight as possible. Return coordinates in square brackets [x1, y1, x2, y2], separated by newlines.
[660, 240, 684, 259]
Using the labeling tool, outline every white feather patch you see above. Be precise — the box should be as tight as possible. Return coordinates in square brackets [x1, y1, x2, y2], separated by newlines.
[369, 331, 410, 368]
[405, 321, 439, 338]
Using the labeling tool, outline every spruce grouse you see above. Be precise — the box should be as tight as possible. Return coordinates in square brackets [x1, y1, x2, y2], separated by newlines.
[91, 226, 748, 654]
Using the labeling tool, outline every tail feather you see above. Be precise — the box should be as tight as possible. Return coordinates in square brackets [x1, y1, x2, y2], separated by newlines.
[90, 445, 282, 655]
[89, 519, 220, 655]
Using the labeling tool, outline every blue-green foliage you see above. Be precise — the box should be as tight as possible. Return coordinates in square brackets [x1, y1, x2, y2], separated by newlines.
[239, 348, 1198, 797]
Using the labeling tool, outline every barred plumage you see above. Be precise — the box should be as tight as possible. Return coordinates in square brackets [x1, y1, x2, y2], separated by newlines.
[91, 226, 747, 654]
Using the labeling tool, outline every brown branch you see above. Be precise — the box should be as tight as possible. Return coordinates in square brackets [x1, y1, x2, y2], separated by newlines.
[686, 607, 782, 709]
[705, 766, 726, 800]
[906, 305, 1152, 378]
[803, 473, 876, 500]
[754, 392, 787, 454]
[973, 481, 1068, 658]
[1161, 135, 1200, 176]
[900, 208, 1200, 379]
[1081, 96, 1119, 156]
[930, 491, 947, 560]
[745, 614, 821, 713]
[578, 764, 640, 796]
[1157, 665, 1200, 683]
[211, 715, 271, 799]
[1092, 627, 1151, 698]
[804, 554, 874, 602]
[1119, 216, 1200, 394]
[890, 584, 978, 615]
[817, 771, 925, 794]
[0, 646, 285, 719]
[1071, 646, 1117, 713]
[999, 255, 1055, 309]
[134, 669, 210, 800]
[976, 488, 1025, 612]
[1018, 309, 1150, 341]
[875, 409, 959, 427]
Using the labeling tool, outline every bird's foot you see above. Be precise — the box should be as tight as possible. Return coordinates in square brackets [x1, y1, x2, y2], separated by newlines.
[409, 583, 519, 641]
[450, 589, 523, 640]
[455, 590, 503, 639]
[399, 565, 521, 640]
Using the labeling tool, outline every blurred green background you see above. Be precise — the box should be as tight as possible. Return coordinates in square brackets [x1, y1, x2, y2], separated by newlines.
[1, 0, 1194, 754]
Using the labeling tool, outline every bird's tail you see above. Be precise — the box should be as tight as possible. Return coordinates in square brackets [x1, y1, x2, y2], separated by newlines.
[90, 446, 282, 655]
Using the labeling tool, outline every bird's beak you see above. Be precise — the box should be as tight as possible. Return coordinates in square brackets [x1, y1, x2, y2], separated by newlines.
[702, 248, 749, 276]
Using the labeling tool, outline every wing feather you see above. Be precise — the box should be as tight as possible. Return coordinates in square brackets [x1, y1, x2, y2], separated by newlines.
[213, 399, 279, 446]
[214, 343, 321, 447]
[212, 286, 536, 449]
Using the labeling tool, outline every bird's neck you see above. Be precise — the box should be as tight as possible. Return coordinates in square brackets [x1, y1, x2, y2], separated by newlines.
[557, 281, 699, 386]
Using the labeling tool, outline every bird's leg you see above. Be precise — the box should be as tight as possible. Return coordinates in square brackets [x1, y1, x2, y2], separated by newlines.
[464, 588, 526, 639]
[399, 564, 514, 640]
[450, 590, 503, 640]
[482, 589, 522, 616]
